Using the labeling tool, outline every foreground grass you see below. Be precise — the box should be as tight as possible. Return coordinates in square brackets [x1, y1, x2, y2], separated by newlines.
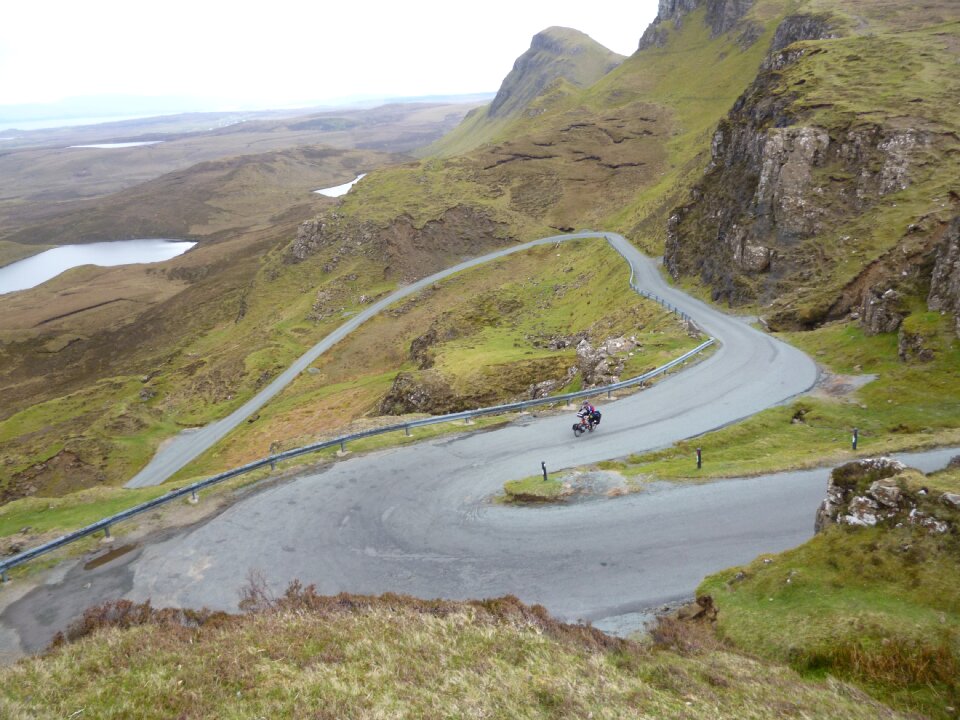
[0, 590, 910, 719]
[699, 465, 960, 719]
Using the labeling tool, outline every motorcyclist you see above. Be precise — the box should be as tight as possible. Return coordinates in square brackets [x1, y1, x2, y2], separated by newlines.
[577, 400, 600, 429]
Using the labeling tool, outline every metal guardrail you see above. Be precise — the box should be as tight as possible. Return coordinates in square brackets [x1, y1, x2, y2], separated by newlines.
[0, 268, 715, 582]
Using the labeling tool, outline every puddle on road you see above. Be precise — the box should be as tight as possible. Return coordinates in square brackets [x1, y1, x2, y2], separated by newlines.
[84, 543, 137, 570]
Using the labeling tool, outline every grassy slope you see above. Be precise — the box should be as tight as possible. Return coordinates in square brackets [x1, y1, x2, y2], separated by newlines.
[0, 238, 697, 539]
[382, 2, 785, 253]
[0, 1, 786, 499]
[172, 238, 699, 481]
[700, 465, 960, 719]
[0, 592, 912, 719]
[603, 315, 960, 481]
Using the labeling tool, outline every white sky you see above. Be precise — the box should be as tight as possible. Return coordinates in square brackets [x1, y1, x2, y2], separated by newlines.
[0, 0, 660, 109]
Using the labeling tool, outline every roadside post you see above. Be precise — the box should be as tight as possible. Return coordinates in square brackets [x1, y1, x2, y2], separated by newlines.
[542, 461, 548, 482]
[696, 447, 702, 470]
[269, 441, 281, 471]
[852, 427, 859, 450]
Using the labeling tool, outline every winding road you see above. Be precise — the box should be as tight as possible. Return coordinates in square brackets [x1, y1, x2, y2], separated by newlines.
[5, 230, 894, 655]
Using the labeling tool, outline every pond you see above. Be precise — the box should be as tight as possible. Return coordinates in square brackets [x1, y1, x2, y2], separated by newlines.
[0, 239, 196, 294]
[313, 173, 366, 197]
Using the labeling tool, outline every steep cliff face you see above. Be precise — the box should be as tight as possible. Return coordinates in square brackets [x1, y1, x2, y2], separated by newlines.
[639, 0, 756, 49]
[928, 217, 960, 337]
[662, 9, 960, 331]
[663, 13, 842, 307]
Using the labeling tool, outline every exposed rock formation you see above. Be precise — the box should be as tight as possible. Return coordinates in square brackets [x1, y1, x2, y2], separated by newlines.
[574, 336, 639, 387]
[377, 371, 459, 416]
[675, 595, 718, 622]
[861, 288, 905, 335]
[814, 457, 953, 535]
[640, 0, 754, 48]
[705, 0, 754, 37]
[663, 12, 933, 325]
[928, 216, 960, 337]
[897, 323, 935, 362]
[761, 14, 836, 69]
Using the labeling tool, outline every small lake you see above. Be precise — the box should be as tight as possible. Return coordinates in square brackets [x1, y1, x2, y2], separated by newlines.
[0, 239, 196, 295]
[314, 173, 366, 197]
[68, 141, 164, 149]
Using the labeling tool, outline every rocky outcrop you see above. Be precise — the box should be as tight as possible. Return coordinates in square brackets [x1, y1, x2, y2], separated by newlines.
[668, 121, 930, 308]
[378, 371, 459, 416]
[656, 0, 699, 22]
[575, 336, 639, 387]
[705, 0, 754, 37]
[644, 0, 753, 39]
[861, 288, 905, 335]
[675, 595, 718, 622]
[897, 323, 935, 362]
[927, 216, 960, 337]
[761, 14, 835, 70]
[814, 457, 954, 535]
[663, 12, 932, 320]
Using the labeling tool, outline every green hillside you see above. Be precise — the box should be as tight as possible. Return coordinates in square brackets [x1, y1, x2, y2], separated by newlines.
[3, 0, 959, 517]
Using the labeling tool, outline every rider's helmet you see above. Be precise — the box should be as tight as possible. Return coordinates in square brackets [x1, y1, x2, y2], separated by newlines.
[581, 400, 591, 410]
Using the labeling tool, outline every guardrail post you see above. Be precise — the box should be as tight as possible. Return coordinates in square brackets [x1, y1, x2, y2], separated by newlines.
[607, 389, 612, 399]
[542, 461, 548, 482]
[696, 447, 702, 470]
[405, 426, 411, 437]
[103, 525, 111, 539]
[1, 569, 8, 584]
[189, 490, 199, 504]
[340, 440, 346, 453]
[852, 427, 858, 450]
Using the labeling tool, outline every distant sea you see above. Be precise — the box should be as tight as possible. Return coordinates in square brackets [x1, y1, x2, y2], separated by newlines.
[0, 114, 165, 133]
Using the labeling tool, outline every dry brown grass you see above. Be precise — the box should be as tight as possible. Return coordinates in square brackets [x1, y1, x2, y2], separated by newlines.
[0, 579, 916, 720]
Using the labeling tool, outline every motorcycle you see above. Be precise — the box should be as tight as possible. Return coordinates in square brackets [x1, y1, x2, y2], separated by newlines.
[572, 410, 601, 437]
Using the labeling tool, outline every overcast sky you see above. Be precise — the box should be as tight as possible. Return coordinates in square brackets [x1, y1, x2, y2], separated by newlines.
[0, 0, 660, 110]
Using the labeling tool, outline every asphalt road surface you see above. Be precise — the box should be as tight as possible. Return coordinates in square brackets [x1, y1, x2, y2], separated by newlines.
[11, 231, 920, 657]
